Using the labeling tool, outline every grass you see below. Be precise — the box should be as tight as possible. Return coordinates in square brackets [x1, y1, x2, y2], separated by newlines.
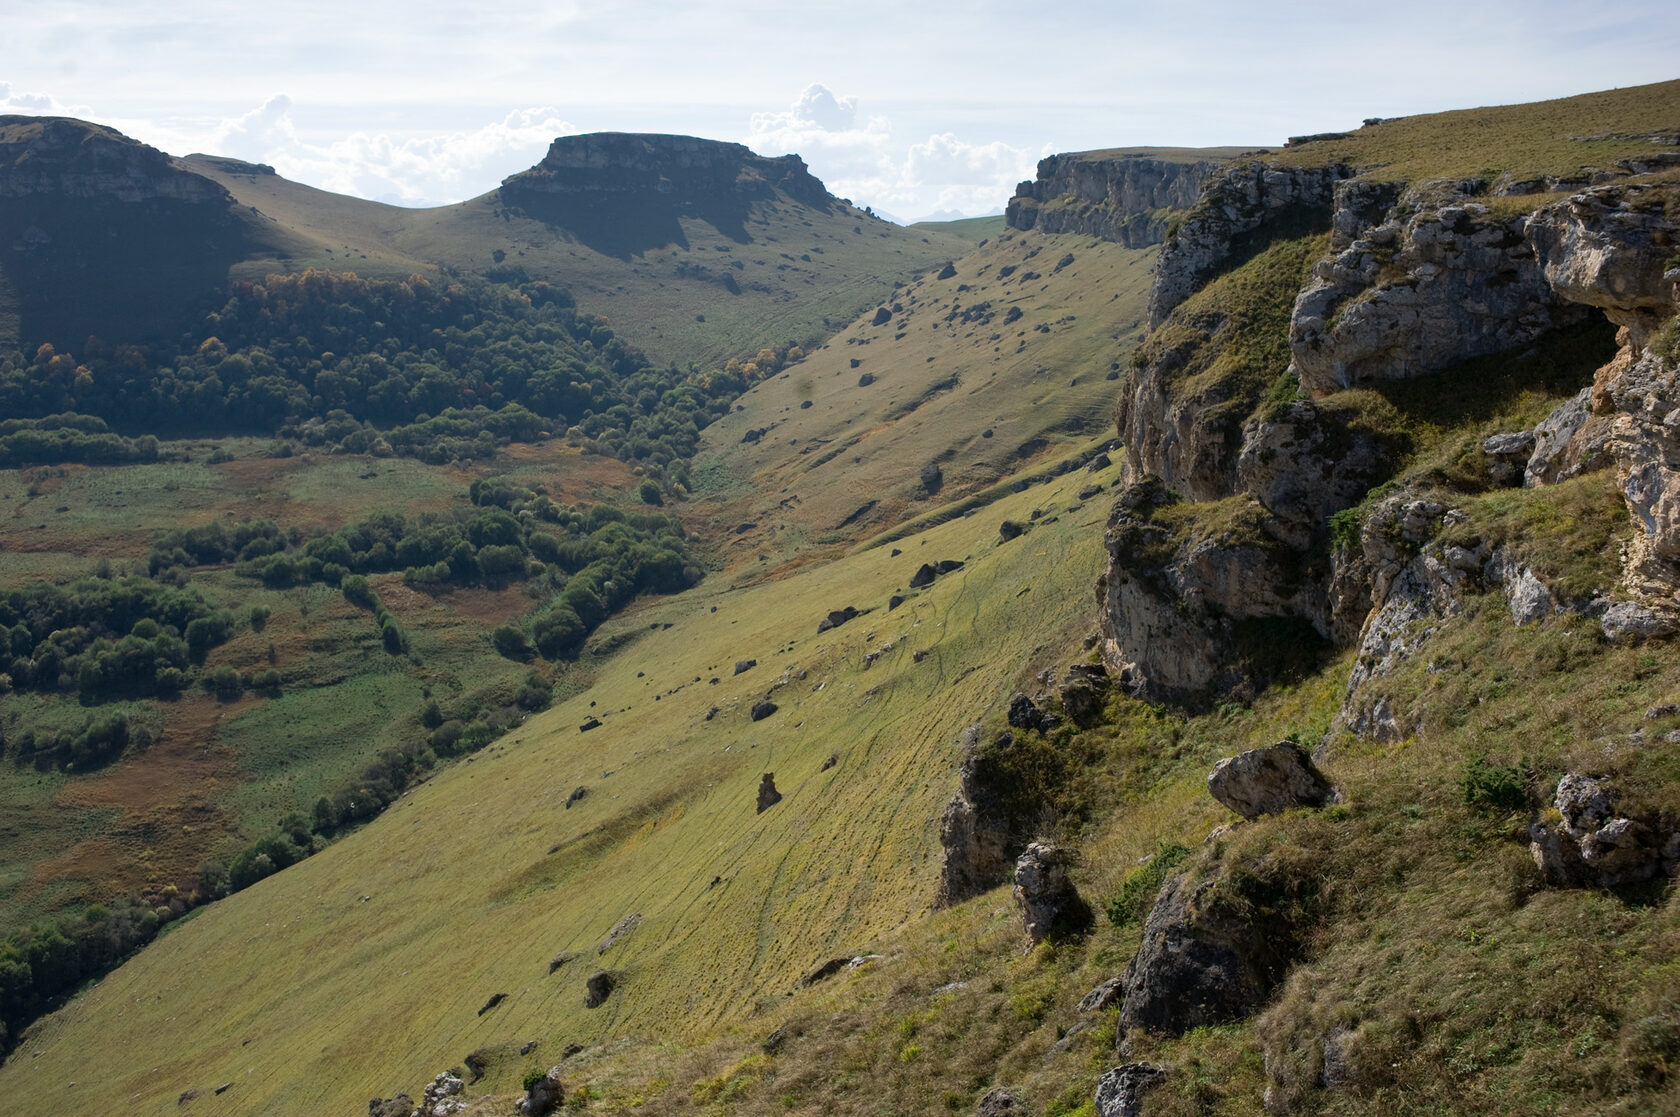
[1272, 79, 1680, 190]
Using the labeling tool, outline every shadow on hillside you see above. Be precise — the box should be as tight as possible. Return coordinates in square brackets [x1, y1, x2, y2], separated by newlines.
[499, 191, 755, 259]
[0, 195, 261, 350]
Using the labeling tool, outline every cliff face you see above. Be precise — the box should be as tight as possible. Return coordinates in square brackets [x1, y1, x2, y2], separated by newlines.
[1005, 151, 1234, 247]
[1099, 149, 1680, 707]
[0, 115, 253, 349]
[499, 133, 836, 254]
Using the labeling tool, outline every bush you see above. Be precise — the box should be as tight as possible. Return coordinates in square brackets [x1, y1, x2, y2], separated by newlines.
[1105, 841, 1191, 927]
[1460, 755, 1532, 814]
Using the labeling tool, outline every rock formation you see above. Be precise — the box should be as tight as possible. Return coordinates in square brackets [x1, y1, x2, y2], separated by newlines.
[935, 726, 1014, 907]
[1207, 743, 1338, 820]
[756, 773, 782, 813]
[1012, 842, 1091, 944]
[517, 1067, 564, 1116]
[1006, 151, 1230, 247]
[1094, 1063, 1169, 1117]
[1529, 773, 1667, 887]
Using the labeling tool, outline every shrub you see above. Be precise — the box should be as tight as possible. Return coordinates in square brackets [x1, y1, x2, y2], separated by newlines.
[1460, 755, 1531, 814]
[1105, 841, 1191, 927]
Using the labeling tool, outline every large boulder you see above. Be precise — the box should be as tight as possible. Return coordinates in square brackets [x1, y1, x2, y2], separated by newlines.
[1012, 843, 1092, 944]
[517, 1067, 564, 1116]
[1094, 1063, 1169, 1117]
[934, 726, 1014, 907]
[1530, 773, 1664, 888]
[975, 1086, 1023, 1116]
[1207, 743, 1337, 820]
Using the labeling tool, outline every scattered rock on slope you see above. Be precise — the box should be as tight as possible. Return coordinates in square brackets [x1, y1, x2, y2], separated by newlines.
[757, 773, 782, 813]
[517, 1067, 564, 1116]
[1094, 1063, 1169, 1117]
[1013, 842, 1091, 944]
[584, 970, 617, 1008]
[1207, 742, 1338, 820]
[976, 1086, 1023, 1115]
[1529, 772, 1668, 887]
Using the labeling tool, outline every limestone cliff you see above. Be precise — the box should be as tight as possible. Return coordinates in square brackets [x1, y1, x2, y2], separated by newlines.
[1005, 149, 1240, 247]
[0, 116, 254, 348]
[1098, 145, 1680, 707]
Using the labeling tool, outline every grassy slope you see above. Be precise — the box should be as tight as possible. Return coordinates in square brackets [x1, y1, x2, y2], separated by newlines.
[1272, 78, 1680, 183]
[186, 158, 971, 370]
[690, 229, 1154, 567]
[2, 450, 1121, 1113]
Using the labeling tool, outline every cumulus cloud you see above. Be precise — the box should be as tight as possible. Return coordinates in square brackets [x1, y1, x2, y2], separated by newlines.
[208, 97, 576, 206]
[746, 84, 1036, 221]
[0, 83, 83, 115]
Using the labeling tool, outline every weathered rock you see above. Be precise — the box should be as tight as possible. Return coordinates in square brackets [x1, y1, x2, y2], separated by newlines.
[750, 700, 779, 721]
[937, 262, 957, 280]
[921, 462, 943, 493]
[1207, 743, 1337, 820]
[369, 1094, 414, 1117]
[817, 606, 859, 633]
[565, 786, 588, 809]
[516, 1067, 564, 1116]
[578, 717, 602, 733]
[975, 1086, 1024, 1115]
[909, 563, 938, 588]
[756, 773, 782, 812]
[857, 371, 875, 386]
[1060, 663, 1112, 724]
[1236, 400, 1394, 534]
[1525, 387, 1615, 486]
[734, 659, 757, 675]
[420, 1071, 467, 1116]
[1007, 150, 1223, 247]
[1484, 430, 1538, 485]
[1119, 869, 1300, 1034]
[935, 727, 1015, 908]
[597, 913, 641, 954]
[477, 992, 508, 1016]
[1290, 192, 1584, 396]
[1077, 976, 1124, 1013]
[871, 306, 892, 327]
[1505, 567, 1556, 626]
[1094, 1063, 1168, 1117]
[548, 950, 580, 974]
[1097, 479, 1330, 703]
[583, 970, 616, 1008]
[1601, 600, 1679, 642]
[1006, 692, 1059, 733]
[1528, 182, 1680, 347]
[799, 957, 853, 987]
[1013, 842, 1092, 944]
[998, 520, 1024, 543]
[1150, 160, 1351, 328]
[1531, 773, 1664, 887]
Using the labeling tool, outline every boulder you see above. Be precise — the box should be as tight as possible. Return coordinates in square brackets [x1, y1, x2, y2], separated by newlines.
[734, 659, 757, 675]
[1530, 772, 1664, 887]
[1483, 430, 1538, 486]
[1525, 387, 1615, 486]
[517, 1067, 564, 1116]
[757, 773, 782, 813]
[1006, 691, 1060, 733]
[935, 726, 1015, 908]
[1094, 1063, 1168, 1117]
[1012, 842, 1092, 945]
[597, 913, 641, 954]
[976, 1086, 1023, 1115]
[817, 606, 859, 633]
[909, 563, 938, 588]
[565, 786, 588, 809]
[583, 970, 616, 1008]
[1601, 601, 1679, 642]
[1506, 567, 1555, 626]
[1060, 663, 1112, 724]
[750, 700, 779, 721]
[1077, 976, 1124, 1013]
[369, 1095, 414, 1117]
[1207, 743, 1337, 820]
[998, 520, 1025, 542]
[921, 462, 943, 493]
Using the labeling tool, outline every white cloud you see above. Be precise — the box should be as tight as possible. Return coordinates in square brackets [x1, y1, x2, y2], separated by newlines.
[206, 98, 576, 206]
[745, 85, 1034, 220]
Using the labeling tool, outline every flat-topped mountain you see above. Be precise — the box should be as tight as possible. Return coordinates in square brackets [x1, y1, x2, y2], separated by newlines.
[0, 116, 265, 348]
[502, 131, 831, 207]
[1005, 145, 1257, 246]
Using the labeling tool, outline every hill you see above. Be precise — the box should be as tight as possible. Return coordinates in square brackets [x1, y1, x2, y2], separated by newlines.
[2, 78, 1680, 1117]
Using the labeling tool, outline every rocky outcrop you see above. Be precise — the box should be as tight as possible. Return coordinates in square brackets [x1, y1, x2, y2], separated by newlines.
[975, 1086, 1023, 1116]
[1096, 479, 1328, 702]
[1059, 663, 1113, 724]
[1012, 843, 1092, 944]
[1148, 160, 1350, 328]
[1236, 399, 1396, 539]
[756, 773, 782, 813]
[1119, 867, 1301, 1034]
[1529, 773, 1668, 887]
[1094, 1063, 1169, 1117]
[935, 727, 1027, 907]
[1207, 743, 1338, 819]
[1289, 187, 1585, 394]
[501, 132, 829, 209]
[1006, 151, 1228, 247]
[517, 1068, 564, 1116]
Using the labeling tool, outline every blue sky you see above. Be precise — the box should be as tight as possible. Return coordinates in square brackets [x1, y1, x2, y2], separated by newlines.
[3, 2, 1676, 220]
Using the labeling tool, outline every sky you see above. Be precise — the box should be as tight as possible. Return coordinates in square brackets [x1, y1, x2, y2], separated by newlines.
[3, 2, 1677, 222]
